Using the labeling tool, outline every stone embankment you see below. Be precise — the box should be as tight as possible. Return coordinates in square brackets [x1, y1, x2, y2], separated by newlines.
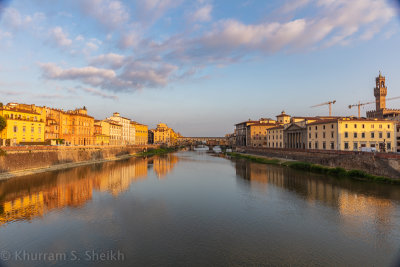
[0, 145, 159, 180]
[237, 147, 400, 179]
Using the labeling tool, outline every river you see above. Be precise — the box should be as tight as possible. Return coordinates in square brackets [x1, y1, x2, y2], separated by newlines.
[0, 151, 399, 266]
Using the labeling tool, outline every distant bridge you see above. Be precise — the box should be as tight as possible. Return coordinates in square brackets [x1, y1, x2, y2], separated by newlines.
[177, 137, 228, 146]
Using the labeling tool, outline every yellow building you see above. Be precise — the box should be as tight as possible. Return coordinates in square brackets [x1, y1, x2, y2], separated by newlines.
[276, 111, 291, 124]
[94, 121, 110, 145]
[267, 125, 284, 148]
[132, 122, 148, 145]
[151, 123, 178, 145]
[246, 123, 277, 147]
[307, 117, 396, 152]
[61, 107, 94, 146]
[0, 106, 45, 145]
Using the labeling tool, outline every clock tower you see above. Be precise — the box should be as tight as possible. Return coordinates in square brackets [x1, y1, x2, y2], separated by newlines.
[374, 72, 387, 112]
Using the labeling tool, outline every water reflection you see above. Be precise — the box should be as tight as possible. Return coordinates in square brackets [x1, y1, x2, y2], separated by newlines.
[0, 154, 178, 226]
[234, 159, 400, 249]
[150, 154, 179, 179]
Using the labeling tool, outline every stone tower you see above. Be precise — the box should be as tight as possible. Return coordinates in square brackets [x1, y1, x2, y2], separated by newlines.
[374, 72, 387, 112]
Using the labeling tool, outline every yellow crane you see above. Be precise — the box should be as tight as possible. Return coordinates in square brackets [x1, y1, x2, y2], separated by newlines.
[348, 96, 400, 117]
[311, 100, 336, 116]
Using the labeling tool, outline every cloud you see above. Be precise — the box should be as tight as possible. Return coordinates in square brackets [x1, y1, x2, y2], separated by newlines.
[280, 0, 311, 13]
[135, 0, 183, 26]
[81, 87, 118, 100]
[40, 63, 117, 86]
[39, 60, 178, 92]
[191, 4, 212, 22]
[2, 7, 45, 29]
[80, 0, 130, 30]
[90, 53, 126, 69]
[38, 0, 397, 96]
[49, 27, 72, 47]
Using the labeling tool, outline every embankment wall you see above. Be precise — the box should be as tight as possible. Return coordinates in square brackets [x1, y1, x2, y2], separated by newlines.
[0, 145, 158, 173]
[239, 147, 400, 179]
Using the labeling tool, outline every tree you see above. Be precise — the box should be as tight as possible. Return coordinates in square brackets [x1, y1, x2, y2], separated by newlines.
[0, 116, 6, 132]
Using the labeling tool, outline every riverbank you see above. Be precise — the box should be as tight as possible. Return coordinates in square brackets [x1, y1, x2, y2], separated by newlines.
[0, 145, 158, 181]
[237, 147, 400, 179]
[135, 147, 180, 157]
[227, 152, 400, 184]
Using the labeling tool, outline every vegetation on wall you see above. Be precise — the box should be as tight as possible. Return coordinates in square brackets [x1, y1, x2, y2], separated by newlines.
[227, 152, 400, 184]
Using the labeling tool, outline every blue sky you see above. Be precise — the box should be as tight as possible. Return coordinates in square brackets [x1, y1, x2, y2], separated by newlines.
[0, 0, 399, 136]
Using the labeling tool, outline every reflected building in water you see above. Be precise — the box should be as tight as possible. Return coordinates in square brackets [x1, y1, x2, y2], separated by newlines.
[152, 154, 179, 179]
[0, 156, 177, 226]
[234, 159, 396, 235]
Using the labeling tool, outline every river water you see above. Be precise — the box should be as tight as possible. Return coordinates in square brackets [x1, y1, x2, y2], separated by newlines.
[0, 151, 399, 266]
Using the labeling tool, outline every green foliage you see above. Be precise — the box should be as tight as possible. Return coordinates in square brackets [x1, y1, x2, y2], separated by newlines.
[227, 152, 280, 165]
[0, 116, 6, 132]
[137, 147, 178, 157]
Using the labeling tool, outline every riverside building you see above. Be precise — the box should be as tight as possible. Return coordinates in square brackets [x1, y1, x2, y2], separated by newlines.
[306, 117, 396, 152]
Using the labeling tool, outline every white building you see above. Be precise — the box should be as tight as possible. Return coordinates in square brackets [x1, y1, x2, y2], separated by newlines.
[107, 112, 131, 145]
[129, 122, 136, 145]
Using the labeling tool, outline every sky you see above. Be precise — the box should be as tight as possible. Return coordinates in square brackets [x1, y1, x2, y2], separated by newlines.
[0, 0, 399, 136]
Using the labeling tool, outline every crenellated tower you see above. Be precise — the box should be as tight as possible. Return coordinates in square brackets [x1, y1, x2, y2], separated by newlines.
[374, 72, 387, 112]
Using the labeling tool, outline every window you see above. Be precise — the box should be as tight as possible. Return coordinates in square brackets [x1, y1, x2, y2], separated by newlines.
[315, 126, 317, 130]
[309, 133, 311, 138]
[387, 132, 391, 138]
[323, 142, 326, 149]
[309, 127, 311, 131]
[323, 132, 326, 138]
[353, 142, 358, 150]
[315, 142, 318, 149]
[345, 132, 348, 138]
[331, 132, 334, 138]
[379, 132, 383, 138]
[315, 133, 318, 138]
[371, 132, 375, 138]
[354, 124, 357, 128]
[323, 125, 326, 130]
[354, 133, 357, 138]
[362, 133, 365, 138]
[309, 142, 311, 149]
[379, 124, 382, 129]
[331, 124, 334, 129]
[31, 127, 34, 133]
[362, 124, 365, 129]
[388, 124, 390, 129]
[387, 143, 392, 150]
[330, 142, 334, 149]
[344, 142, 349, 149]
[372, 124, 375, 129]
[13, 126, 17, 133]
[345, 124, 348, 128]
[23, 126, 26, 133]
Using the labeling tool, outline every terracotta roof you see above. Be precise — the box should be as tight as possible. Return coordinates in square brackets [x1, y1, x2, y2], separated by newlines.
[306, 117, 396, 126]
[268, 125, 284, 130]
[1, 107, 41, 115]
[246, 123, 277, 127]
[235, 120, 259, 126]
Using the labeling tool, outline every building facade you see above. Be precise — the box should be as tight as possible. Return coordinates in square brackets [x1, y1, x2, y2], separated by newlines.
[267, 125, 284, 148]
[307, 118, 396, 152]
[246, 123, 276, 147]
[151, 123, 178, 145]
[132, 122, 148, 145]
[129, 122, 136, 145]
[0, 106, 45, 145]
[108, 112, 131, 145]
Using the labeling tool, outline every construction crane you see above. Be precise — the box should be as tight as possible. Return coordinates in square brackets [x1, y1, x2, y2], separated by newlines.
[348, 96, 400, 117]
[311, 100, 336, 116]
